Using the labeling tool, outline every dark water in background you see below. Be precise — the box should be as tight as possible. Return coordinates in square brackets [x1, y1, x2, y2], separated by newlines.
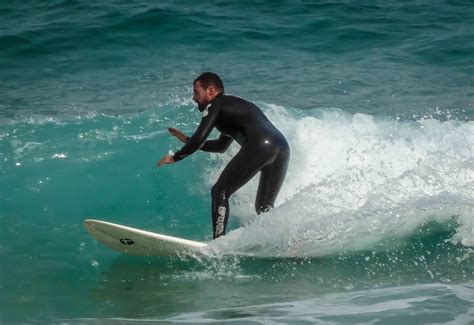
[1, 1, 473, 323]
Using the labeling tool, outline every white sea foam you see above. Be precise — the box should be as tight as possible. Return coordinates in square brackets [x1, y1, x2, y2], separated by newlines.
[205, 104, 474, 257]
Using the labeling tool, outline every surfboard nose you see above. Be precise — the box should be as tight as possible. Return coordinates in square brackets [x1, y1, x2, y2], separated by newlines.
[84, 219, 101, 233]
[84, 219, 96, 233]
[84, 219, 98, 227]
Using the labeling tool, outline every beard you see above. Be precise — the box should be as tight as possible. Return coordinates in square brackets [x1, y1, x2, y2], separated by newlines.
[197, 101, 208, 112]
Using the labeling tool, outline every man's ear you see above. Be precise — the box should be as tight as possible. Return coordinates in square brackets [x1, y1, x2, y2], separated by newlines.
[207, 85, 217, 97]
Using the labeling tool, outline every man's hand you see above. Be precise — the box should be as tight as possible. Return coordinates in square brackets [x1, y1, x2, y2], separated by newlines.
[168, 128, 188, 143]
[157, 155, 176, 167]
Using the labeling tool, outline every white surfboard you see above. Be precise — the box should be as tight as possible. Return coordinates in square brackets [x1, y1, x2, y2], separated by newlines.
[84, 219, 208, 256]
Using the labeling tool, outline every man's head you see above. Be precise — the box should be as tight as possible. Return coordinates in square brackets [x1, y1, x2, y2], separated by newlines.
[193, 72, 224, 111]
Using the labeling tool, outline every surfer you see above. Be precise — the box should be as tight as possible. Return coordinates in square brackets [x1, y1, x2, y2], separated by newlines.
[158, 72, 290, 239]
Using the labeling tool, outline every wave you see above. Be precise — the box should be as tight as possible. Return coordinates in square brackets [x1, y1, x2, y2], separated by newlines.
[159, 283, 474, 324]
[1, 101, 473, 257]
[205, 104, 474, 257]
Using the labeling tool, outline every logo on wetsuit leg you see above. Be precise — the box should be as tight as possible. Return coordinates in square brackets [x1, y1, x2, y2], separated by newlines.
[215, 206, 226, 237]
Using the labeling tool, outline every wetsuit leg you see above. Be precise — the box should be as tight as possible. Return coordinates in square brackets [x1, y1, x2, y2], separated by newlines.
[211, 145, 272, 239]
[255, 148, 290, 214]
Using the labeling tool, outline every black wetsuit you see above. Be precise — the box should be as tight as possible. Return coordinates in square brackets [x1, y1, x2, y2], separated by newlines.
[173, 94, 290, 239]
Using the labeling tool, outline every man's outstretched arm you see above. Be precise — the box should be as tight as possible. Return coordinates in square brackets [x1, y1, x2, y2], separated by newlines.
[168, 127, 233, 153]
[171, 100, 222, 161]
[200, 134, 233, 153]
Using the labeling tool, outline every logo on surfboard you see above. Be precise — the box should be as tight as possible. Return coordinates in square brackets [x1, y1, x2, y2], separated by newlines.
[119, 238, 135, 245]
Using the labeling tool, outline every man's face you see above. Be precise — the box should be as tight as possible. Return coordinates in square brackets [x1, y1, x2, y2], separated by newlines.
[193, 81, 210, 111]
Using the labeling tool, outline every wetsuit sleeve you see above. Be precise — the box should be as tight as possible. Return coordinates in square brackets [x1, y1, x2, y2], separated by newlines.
[173, 102, 221, 161]
[200, 134, 234, 153]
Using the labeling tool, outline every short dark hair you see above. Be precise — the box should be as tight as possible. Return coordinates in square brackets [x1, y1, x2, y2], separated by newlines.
[194, 72, 224, 92]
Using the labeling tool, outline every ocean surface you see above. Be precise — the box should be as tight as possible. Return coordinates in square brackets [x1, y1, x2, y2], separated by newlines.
[1, 0, 473, 323]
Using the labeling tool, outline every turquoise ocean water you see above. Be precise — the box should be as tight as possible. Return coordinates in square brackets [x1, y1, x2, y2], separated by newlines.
[1, 1, 473, 323]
